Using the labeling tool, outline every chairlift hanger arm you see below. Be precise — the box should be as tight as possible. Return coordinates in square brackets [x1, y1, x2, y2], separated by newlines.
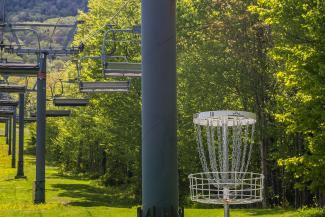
[0, 26, 41, 52]
[63, 22, 78, 49]
[51, 79, 64, 98]
[101, 25, 141, 64]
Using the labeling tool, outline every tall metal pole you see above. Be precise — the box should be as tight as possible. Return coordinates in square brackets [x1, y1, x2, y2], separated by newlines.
[11, 108, 17, 168]
[34, 53, 47, 204]
[141, 0, 178, 216]
[0, 0, 6, 23]
[8, 116, 11, 155]
[5, 119, 8, 144]
[16, 93, 26, 178]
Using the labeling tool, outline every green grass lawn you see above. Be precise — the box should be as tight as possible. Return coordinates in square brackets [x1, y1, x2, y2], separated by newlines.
[0, 132, 323, 217]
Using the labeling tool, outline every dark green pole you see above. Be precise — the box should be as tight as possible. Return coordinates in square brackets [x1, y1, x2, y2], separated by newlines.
[8, 117, 11, 155]
[141, 0, 178, 216]
[11, 108, 17, 168]
[16, 93, 26, 178]
[5, 119, 8, 144]
[34, 53, 47, 204]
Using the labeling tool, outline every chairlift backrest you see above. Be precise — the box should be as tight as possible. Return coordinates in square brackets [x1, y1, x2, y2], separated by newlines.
[0, 63, 39, 77]
[53, 98, 89, 107]
[79, 81, 130, 93]
[30, 110, 71, 117]
[0, 84, 26, 93]
[101, 26, 142, 78]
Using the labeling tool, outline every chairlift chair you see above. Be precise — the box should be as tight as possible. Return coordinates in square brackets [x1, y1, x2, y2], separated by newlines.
[53, 98, 89, 107]
[77, 56, 131, 93]
[0, 84, 26, 93]
[103, 59, 142, 77]
[51, 79, 90, 107]
[79, 81, 130, 93]
[0, 62, 39, 77]
[0, 100, 19, 106]
[0, 25, 41, 77]
[21, 117, 36, 123]
[101, 25, 142, 77]
[30, 110, 71, 118]
[0, 117, 9, 122]
[0, 109, 14, 117]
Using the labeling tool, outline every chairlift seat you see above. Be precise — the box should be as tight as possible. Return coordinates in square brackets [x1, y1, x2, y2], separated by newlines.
[23, 117, 37, 123]
[0, 117, 9, 122]
[0, 63, 39, 76]
[0, 85, 26, 93]
[0, 100, 19, 106]
[79, 81, 130, 93]
[0, 109, 14, 116]
[30, 110, 72, 117]
[104, 62, 142, 77]
[53, 98, 90, 107]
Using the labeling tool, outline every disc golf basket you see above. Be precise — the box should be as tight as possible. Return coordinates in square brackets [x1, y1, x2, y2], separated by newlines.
[188, 111, 264, 217]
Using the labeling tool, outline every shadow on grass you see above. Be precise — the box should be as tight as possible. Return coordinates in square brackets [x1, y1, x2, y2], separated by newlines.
[49, 173, 89, 181]
[51, 183, 136, 208]
[244, 208, 295, 216]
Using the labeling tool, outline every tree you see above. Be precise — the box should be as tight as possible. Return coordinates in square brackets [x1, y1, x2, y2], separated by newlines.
[250, 0, 325, 206]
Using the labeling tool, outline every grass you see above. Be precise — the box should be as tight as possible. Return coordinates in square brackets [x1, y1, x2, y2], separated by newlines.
[0, 128, 324, 216]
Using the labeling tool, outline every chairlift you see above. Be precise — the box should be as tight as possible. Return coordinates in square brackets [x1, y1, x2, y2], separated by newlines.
[0, 62, 39, 77]
[0, 100, 18, 106]
[0, 109, 14, 116]
[0, 117, 9, 122]
[103, 57, 142, 77]
[76, 56, 131, 93]
[0, 84, 26, 93]
[24, 117, 37, 123]
[101, 25, 142, 77]
[50, 79, 90, 107]
[79, 81, 130, 93]
[30, 110, 71, 118]
[0, 25, 41, 77]
[16, 117, 36, 123]
[53, 98, 89, 107]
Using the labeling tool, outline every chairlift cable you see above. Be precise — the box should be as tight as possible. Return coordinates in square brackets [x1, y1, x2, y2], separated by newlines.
[48, 17, 63, 49]
[79, 0, 135, 45]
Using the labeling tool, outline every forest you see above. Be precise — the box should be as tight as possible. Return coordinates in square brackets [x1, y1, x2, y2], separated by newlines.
[3, 0, 88, 22]
[0, 0, 324, 216]
[25, 0, 324, 209]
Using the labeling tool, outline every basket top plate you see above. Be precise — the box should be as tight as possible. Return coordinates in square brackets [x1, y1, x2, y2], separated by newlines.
[193, 110, 256, 126]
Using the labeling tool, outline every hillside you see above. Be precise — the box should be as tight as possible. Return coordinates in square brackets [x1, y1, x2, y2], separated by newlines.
[3, 0, 88, 22]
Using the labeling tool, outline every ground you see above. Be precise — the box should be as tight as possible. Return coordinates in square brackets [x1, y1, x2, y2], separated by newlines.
[0, 133, 323, 217]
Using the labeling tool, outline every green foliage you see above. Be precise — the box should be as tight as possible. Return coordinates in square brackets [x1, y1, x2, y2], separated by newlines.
[251, 0, 325, 193]
[21, 0, 324, 209]
[1, 129, 324, 216]
[40, 0, 142, 202]
[5, 0, 88, 22]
